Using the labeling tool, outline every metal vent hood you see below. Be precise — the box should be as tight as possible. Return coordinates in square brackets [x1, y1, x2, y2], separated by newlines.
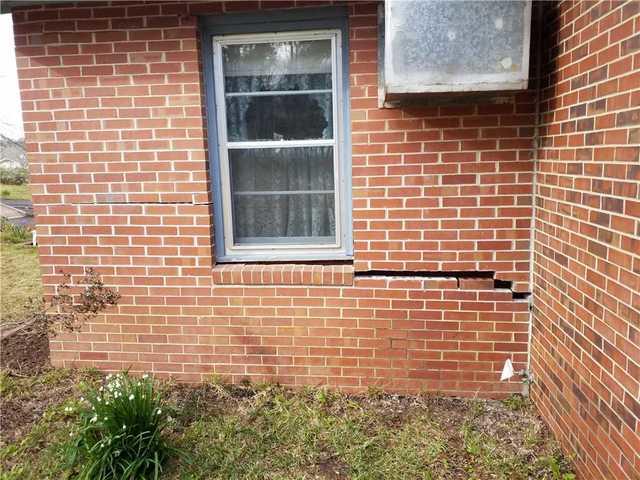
[380, 0, 532, 107]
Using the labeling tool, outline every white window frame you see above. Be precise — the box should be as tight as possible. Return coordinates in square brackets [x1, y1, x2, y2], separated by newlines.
[212, 29, 350, 262]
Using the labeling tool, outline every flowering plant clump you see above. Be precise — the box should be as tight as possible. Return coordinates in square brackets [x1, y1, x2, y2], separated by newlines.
[66, 372, 179, 480]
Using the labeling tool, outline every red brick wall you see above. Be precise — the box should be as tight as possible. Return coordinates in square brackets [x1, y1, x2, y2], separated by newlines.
[530, 1, 640, 479]
[349, 4, 535, 291]
[12, 1, 535, 396]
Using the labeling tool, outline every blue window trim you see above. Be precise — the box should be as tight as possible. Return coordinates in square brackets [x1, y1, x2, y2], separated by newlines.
[199, 6, 353, 263]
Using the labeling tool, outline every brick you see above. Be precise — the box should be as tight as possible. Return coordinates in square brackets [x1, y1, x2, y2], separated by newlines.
[13, 6, 638, 476]
[531, 2, 640, 479]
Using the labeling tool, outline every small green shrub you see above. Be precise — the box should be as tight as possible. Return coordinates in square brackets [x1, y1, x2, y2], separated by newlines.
[502, 393, 529, 411]
[0, 167, 29, 185]
[66, 372, 181, 480]
[0, 218, 31, 244]
[546, 454, 576, 480]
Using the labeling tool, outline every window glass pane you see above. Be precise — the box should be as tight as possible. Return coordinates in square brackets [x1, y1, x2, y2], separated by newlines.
[233, 193, 335, 244]
[213, 33, 345, 255]
[230, 147, 334, 192]
[222, 40, 332, 93]
[230, 147, 336, 244]
[225, 93, 333, 141]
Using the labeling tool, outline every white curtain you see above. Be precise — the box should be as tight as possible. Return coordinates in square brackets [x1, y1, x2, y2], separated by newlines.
[231, 147, 335, 242]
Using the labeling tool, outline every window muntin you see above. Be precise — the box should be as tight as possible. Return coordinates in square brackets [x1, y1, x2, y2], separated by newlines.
[212, 30, 347, 260]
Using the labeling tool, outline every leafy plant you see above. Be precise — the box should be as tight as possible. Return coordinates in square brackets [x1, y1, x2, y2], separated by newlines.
[0, 218, 30, 244]
[546, 454, 576, 480]
[502, 393, 530, 411]
[66, 372, 182, 480]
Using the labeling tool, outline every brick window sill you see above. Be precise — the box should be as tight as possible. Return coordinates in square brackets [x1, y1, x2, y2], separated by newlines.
[212, 264, 354, 286]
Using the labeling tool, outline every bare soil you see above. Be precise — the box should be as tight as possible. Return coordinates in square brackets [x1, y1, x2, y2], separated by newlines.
[0, 321, 49, 375]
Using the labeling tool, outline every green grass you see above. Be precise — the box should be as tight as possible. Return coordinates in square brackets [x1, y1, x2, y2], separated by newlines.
[0, 183, 31, 200]
[169, 389, 447, 479]
[0, 241, 42, 325]
[0, 369, 103, 480]
[0, 371, 576, 480]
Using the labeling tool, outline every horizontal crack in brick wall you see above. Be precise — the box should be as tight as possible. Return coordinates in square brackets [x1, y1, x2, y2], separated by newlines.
[11, 0, 535, 398]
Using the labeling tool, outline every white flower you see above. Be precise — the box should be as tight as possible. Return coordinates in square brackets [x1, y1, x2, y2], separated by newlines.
[99, 387, 104, 392]
[80, 396, 84, 401]
[122, 424, 126, 430]
[129, 394, 135, 401]
[142, 374, 149, 379]
[90, 415, 97, 423]
[104, 416, 108, 421]
[156, 409, 162, 415]
[69, 432, 74, 437]
[107, 374, 112, 379]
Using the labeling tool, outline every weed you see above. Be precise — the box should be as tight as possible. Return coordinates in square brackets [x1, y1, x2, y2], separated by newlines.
[523, 423, 543, 448]
[365, 385, 384, 400]
[208, 373, 230, 388]
[0, 371, 16, 398]
[545, 454, 576, 480]
[313, 386, 337, 407]
[468, 398, 486, 418]
[502, 394, 530, 411]
[0, 219, 30, 244]
[462, 422, 484, 456]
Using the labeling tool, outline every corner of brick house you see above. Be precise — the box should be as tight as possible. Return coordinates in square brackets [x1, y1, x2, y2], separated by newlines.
[8, 1, 639, 478]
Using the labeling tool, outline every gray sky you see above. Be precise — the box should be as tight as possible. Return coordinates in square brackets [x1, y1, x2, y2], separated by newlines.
[0, 14, 24, 140]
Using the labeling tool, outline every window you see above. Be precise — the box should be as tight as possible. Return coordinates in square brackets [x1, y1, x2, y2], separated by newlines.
[203, 13, 351, 262]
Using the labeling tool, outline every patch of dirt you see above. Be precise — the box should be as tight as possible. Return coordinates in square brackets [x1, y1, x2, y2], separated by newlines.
[166, 382, 236, 429]
[0, 321, 49, 375]
[0, 369, 97, 446]
[315, 456, 349, 479]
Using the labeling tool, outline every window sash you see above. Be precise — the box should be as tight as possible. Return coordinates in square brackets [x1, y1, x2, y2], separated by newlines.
[212, 30, 346, 258]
